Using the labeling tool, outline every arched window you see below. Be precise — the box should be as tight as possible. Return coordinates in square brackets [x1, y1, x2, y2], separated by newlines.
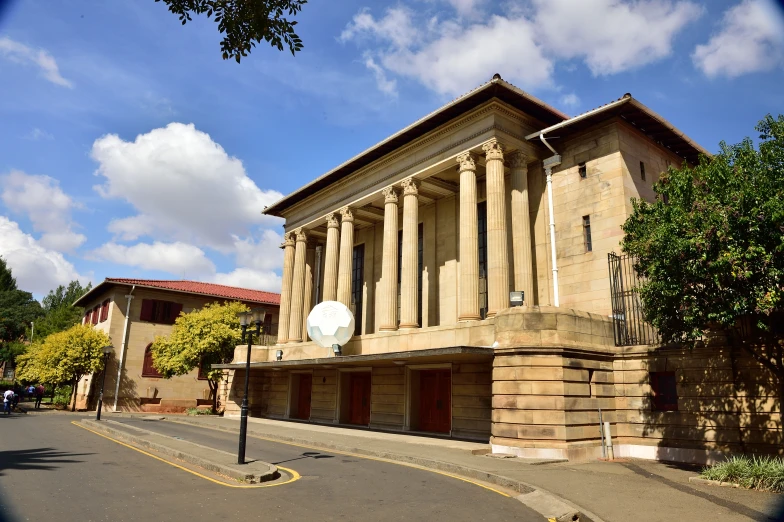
[142, 344, 161, 378]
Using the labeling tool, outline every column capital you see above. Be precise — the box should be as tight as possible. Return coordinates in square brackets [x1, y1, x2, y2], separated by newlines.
[456, 151, 477, 172]
[382, 186, 399, 204]
[482, 138, 504, 161]
[326, 212, 340, 229]
[508, 151, 528, 169]
[295, 228, 308, 243]
[401, 177, 419, 196]
[282, 232, 295, 248]
[340, 206, 354, 223]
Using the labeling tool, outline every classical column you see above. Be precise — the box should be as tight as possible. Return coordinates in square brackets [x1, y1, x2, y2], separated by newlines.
[379, 187, 399, 331]
[301, 242, 316, 342]
[483, 138, 510, 318]
[458, 152, 481, 321]
[336, 207, 355, 308]
[400, 178, 420, 328]
[509, 152, 534, 305]
[287, 228, 307, 343]
[322, 212, 340, 302]
[277, 233, 296, 344]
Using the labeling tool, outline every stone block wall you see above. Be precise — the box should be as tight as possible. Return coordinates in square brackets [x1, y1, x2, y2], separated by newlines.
[452, 362, 492, 440]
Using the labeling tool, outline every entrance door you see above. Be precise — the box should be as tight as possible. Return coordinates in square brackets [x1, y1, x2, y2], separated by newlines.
[296, 374, 312, 420]
[419, 370, 451, 433]
[348, 373, 371, 425]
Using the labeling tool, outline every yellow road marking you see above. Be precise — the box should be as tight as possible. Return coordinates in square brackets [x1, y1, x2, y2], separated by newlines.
[71, 421, 300, 489]
[166, 418, 511, 498]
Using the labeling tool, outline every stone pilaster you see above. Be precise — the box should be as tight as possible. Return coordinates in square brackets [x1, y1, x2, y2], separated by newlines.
[400, 177, 420, 328]
[336, 207, 355, 308]
[322, 212, 340, 302]
[483, 138, 509, 318]
[379, 187, 399, 331]
[458, 152, 481, 321]
[509, 152, 534, 306]
[301, 242, 316, 342]
[277, 233, 296, 344]
[287, 228, 307, 343]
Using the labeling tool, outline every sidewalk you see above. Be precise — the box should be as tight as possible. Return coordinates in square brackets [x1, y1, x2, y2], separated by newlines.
[147, 414, 783, 522]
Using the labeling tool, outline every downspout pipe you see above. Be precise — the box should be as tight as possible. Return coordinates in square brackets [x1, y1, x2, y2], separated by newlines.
[113, 286, 135, 412]
[540, 134, 561, 307]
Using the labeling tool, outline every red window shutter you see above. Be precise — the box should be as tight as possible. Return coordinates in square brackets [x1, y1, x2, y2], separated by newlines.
[92, 306, 100, 325]
[168, 302, 183, 324]
[142, 344, 161, 378]
[85, 310, 92, 324]
[140, 299, 154, 321]
[100, 300, 110, 322]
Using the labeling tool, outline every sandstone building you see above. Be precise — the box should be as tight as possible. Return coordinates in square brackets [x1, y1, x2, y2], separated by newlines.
[75, 278, 280, 412]
[219, 76, 781, 463]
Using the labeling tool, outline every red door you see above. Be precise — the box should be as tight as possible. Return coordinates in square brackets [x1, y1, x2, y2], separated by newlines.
[348, 373, 371, 425]
[296, 374, 312, 420]
[419, 370, 451, 433]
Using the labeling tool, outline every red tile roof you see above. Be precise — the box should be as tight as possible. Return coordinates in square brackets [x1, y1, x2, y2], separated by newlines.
[103, 278, 280, 305]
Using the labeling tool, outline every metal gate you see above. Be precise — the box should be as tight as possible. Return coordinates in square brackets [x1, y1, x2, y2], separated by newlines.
[607, 253, 658, 346]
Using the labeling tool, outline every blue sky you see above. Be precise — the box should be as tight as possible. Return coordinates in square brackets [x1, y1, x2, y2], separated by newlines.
[1, 0, 783, 299]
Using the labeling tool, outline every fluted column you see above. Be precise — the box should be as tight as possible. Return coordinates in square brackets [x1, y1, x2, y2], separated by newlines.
[336, 207, 355, 308]
[379, 187, 399, 331]
[483, 138, 509, 318]
[277, 233, 296, 344]
[322, 212, 340, 302]
[301, 243, 316, 341]
[400, 178, 420, 328]
[509, 152, 534, 305]
[458, 152, 480, 321]
[287, 228, 308, 343]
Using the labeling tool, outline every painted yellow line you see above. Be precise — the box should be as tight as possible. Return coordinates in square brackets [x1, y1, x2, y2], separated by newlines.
[71, 421, 301, 489]
[166, 419, 511, 498]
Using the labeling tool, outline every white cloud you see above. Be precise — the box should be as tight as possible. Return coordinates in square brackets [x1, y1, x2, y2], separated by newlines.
[693, 0, 784, 78]
[1, 170, 86, 252]
[0, 36, 73, 88]
[560, 93, 580, 108]
[213, 268, 282, 293]
[534, 0, 703, 75]
[363, 54, 398, 97]
[88, 241, 216, 277]
[90, 122, 283, 251]
[24, 128, 54, 141]
[341, 1, 702, 96]
[233, 229, 284, 272]
[0, 217, 87, 295]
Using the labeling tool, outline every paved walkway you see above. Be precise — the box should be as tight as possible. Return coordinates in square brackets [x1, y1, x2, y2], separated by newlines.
[146, 414, 784, 522]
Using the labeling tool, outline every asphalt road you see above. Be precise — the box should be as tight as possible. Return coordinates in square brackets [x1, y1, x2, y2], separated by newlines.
[0, 413, 542, 521]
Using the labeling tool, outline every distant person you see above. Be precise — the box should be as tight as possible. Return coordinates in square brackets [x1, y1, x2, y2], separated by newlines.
[3, 388, 13, 415]
[34, 384, 45, 409]
[27, 385, 34, 401]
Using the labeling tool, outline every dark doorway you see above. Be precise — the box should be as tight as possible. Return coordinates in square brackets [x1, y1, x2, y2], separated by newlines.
[291, 374, 312, 420]
[348, 373, 371, 426]
[418, 370, 451, 433]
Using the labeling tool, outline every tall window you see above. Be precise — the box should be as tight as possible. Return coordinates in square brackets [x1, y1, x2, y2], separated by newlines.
[142, 344, 162, 378]
[397, 226, 423, 326]
[351, 244, 365, 336]
[477, 201, 488, 319]
[91, 306, 100, 325]
[583, 215, 592, 253]
[417, 222, 423, 327]
[140, 299, 183, 325]
[650, 371, 678, 411]
[640, 161, 646, 181]
[100, 299, 110, 322]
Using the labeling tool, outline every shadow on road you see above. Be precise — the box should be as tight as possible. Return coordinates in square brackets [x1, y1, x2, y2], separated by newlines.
[272, 451, 335, 466]
[0, 448, 92, 476]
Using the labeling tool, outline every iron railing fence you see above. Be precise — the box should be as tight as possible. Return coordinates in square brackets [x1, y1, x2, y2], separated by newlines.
[607, 253, 659, 347]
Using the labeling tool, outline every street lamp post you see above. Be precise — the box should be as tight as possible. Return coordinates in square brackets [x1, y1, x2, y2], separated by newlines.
[96, 345, 113, 421]
[237, 307, 266, 465]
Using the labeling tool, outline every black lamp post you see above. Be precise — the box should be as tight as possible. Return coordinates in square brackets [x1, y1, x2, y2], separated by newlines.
[96, 345, 113, 421]
[237, 307, 266, 465]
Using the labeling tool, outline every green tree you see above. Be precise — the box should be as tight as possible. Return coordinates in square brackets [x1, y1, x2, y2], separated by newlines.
[156, 0, 306, 62]
[0, 257, 43, 369]
[15, 324, 111, 411]
[34, 281, 92, 340]
[622, 114, 784, 401]
[151, 301, 248, 412]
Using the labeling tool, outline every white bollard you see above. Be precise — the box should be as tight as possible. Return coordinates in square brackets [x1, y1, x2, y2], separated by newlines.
[603, 421, 614, 460]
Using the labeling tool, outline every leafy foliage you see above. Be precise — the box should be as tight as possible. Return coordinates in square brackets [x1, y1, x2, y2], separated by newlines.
[156, 0, 306, 62]
[0, 257, 43, 366]
[34, 281, 92, 340]
[151, 301, 248, 411]
[15, 324, 111, 410]
[701, 455, 784, 492]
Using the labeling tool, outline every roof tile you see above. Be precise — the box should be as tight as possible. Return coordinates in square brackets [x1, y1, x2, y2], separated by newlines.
[104, 278, 280, 305]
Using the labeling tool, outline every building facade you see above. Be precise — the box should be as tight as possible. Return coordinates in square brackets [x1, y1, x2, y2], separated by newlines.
[74, 278, 280, 413]
[219, 76, 781, 463]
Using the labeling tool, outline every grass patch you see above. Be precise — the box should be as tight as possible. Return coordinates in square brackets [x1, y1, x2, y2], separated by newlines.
[186, 407, 213, 416]
[701, 455, 784, 492]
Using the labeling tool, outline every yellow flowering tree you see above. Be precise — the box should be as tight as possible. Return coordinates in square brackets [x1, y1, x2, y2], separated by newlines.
[151, 301, 248, 412]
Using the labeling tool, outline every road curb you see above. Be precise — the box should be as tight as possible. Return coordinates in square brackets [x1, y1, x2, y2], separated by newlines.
[163, 416, 604, 522]
[80, 419, 279, 484]
[688, 476, 742, 489]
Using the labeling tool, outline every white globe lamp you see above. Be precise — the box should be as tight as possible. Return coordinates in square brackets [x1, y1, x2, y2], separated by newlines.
[307, 301, 355, 355]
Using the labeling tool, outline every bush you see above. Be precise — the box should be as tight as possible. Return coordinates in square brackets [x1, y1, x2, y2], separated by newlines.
[52, 385, 72, 408]
[701, 455, 784, 492]
[186, 407, 213, 416]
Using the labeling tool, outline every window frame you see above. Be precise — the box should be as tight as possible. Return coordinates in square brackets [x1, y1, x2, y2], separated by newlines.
[351, 243, 365, 336]
[100, 299, 110, 323]
[582, 215, 592, 253]
[139, 299, 183, 325]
